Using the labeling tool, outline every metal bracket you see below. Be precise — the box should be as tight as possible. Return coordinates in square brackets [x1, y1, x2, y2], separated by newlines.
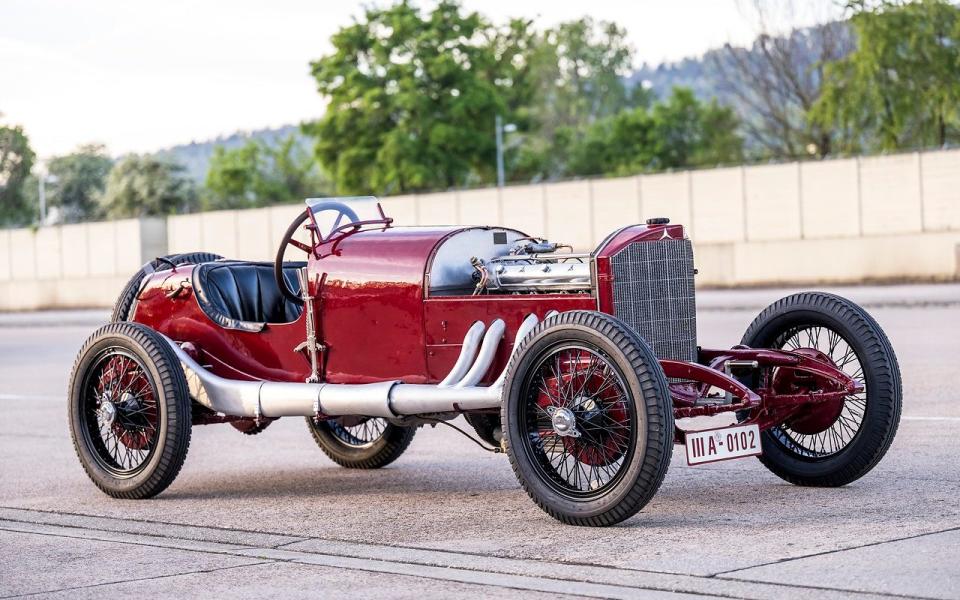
[724, 360, 759, 405]
[297, 267, 322, 384]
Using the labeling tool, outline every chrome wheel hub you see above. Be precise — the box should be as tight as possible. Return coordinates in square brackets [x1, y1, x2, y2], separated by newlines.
[120, 391, 138, 411]
[546, 405, 580, 438]
[98, 400, 117, 426]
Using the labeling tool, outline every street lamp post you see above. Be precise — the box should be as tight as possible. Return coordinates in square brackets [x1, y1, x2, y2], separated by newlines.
[38, 174, 46, 224]
[495, 115, 517, 188]
[37, 172, 57, 226]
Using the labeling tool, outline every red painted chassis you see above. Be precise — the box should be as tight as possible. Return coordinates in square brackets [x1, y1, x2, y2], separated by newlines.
[128, 206, 860, 444]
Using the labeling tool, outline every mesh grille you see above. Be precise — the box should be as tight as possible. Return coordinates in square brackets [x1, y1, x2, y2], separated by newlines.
[609, 239, 697, 363]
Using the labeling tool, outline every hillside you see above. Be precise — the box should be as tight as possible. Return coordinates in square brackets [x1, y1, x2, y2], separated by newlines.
[154, 22, 845, 182]
[154, 124, 311, 182]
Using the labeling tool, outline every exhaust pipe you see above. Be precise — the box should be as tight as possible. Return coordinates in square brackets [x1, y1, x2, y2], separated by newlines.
[165, 313, 541, 420]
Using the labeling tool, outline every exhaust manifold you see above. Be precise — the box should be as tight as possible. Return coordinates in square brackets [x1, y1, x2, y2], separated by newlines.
[165, 312, 545, 419]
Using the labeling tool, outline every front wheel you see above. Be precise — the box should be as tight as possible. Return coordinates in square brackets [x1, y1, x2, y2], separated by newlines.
[742, 292, 902, 487]
[502, 311, 673, 526]
[306, 416, 416, 469]
[68, 322, 192, 498]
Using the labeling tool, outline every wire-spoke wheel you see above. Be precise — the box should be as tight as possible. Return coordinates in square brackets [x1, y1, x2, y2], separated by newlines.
[502, 311, 673, 526]
[522, 345, 635, 497]
[306, 416, 415, 469]
[69, 322, 192, 498]
[742, 293, 901, 487]
[81, 350, 160, 475]
[771, 325, 867, 457]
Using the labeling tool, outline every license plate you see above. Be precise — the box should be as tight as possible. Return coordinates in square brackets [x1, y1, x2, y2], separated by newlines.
[685, 424, 761, 465]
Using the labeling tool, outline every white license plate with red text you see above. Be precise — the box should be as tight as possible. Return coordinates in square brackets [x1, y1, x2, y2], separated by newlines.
[685, 424, 761, 465]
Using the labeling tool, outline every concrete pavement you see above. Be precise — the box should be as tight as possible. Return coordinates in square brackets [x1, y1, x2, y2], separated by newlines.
[1, 284, 958, 599]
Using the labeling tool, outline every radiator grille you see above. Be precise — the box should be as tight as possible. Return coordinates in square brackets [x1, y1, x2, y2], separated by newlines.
[609, 239, 697, 363]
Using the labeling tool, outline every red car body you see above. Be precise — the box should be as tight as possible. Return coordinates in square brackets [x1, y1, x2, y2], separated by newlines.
[130, 218, 858, 442]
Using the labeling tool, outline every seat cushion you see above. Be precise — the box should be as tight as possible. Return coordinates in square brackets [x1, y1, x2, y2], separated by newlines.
[193, 261, 304, 331]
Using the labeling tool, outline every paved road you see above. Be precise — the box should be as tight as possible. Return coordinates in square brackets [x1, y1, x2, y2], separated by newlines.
[1, 285, 958, 599]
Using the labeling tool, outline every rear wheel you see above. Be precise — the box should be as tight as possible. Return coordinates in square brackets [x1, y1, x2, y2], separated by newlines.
[742, 292, 901, 486]
[68, 322, 192, 498]
[306, 416, 416, 469]
[502, 311, 673, 526]
[112, 252, 223, 321]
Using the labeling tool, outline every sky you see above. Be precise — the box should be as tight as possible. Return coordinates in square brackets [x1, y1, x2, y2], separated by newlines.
[0, 0, 842, 159]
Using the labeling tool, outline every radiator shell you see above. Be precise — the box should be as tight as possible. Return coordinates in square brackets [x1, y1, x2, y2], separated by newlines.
[607, 238, 698, 363]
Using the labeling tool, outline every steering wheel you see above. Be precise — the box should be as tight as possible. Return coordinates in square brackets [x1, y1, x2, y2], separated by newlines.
[275, 203, 360, 304]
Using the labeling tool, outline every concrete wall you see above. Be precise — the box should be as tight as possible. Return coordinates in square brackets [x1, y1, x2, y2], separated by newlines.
[3, 148, 959, 310]
[0, 218, 167, 310]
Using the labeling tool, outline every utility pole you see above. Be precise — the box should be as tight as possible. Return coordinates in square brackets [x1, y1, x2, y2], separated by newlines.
[495, 115, 505, 187]
[38, 172, 46, 225]
[495, 115, 517, 188]
[36, 167, 57, 226]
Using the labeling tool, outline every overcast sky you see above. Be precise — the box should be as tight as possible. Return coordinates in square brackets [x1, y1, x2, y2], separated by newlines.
[0, 0, 842, 159]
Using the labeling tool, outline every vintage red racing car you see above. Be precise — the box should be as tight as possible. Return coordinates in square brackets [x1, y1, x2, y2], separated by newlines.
[68, 197, 902, 526]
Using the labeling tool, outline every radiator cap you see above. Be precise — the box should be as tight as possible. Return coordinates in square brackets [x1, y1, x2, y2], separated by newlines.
[646, 217, 670, 225]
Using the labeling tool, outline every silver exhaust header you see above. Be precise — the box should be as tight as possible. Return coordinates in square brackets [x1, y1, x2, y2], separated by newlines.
[166, 312, 543, 419]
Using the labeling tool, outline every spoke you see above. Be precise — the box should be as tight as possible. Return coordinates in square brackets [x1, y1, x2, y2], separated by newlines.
[775, 327, 871, 458]
[522, 344, 634, 497]
[827, 329, 841, 356]
[83, 351, 161, 474]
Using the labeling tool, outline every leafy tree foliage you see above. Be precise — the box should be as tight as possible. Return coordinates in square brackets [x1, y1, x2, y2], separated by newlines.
[813, 0, 960, 152]
[525, 18, 640, 133]
[567, 88, 743, 176]
[100, 155, 197, 218]
[305, 2, 734, 191]
[44, 144, 113, 223]
[305, 0, 505, 194]
[204, 135, 327, 209]
[0, 125, 36, 227]
[513, 17, 651, 179]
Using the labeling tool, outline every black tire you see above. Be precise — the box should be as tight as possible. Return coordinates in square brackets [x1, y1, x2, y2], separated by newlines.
[68, 322, 192, 498]
[464, 412, 502, 447]
[112, 252, 223, 322]
[306, 417, 416, 469]
[501, 310, 673, 526]
[742, 292, 901, 487]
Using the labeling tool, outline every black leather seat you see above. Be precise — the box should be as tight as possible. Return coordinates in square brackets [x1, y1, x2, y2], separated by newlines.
[192, 261, 304, 331]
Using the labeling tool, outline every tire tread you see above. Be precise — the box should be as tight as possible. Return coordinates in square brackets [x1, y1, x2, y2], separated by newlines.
[501, 310, 673, 526]
[742, 292, 901, 487]
[306, 418, 416, 469]
[68, 322, 192, 499]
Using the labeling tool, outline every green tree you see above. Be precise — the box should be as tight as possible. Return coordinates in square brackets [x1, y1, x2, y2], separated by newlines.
[567, 88, 743, 176]
[45, 144, 113, 223]
[304, 2, 740, 190]
[516, 17, 647, 179]
[650, 88, 743, 169]
[813, 0, 960, 152]
[100, 155, 197, 218]
[204, 142, 260, 209]
[534, 18, 638, 130]
[204, 135, 327, 209]
[0, 125, 36, 227]
[305, 0, 506, 194]
[566, 108, 655, 176]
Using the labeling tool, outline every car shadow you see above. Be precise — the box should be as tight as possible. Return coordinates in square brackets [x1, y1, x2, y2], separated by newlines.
[164, 460, 519, 501]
